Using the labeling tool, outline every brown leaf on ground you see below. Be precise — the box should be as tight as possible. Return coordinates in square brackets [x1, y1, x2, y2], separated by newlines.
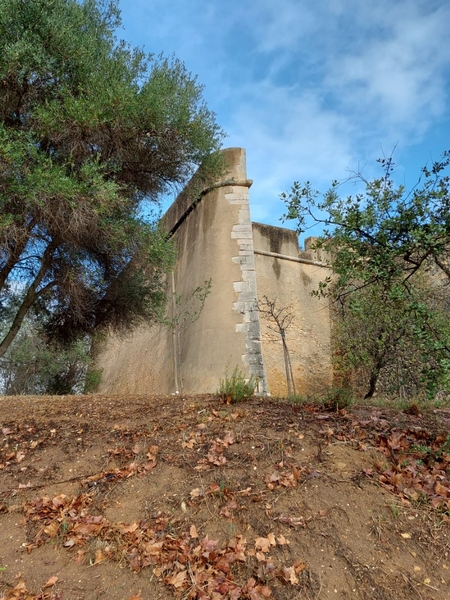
[43, 576, 58, 588]
[1, 394, 450, 600]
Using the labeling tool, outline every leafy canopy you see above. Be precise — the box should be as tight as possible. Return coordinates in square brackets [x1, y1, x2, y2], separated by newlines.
[282, 152, 450, 399]
[0, 0, 224, 359]
[282, 153, 450, 291]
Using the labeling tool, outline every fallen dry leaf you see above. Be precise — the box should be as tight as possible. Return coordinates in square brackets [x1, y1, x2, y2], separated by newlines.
[190, 524, 199, 538]
[167, 569, 187, 589]
[293, 559, 307, 573]
[18, 482, 32, 489]
[15, 451, 26, 463]
[277, 534, 290, 546]
[255, 537, 271, 553]
[281, 565, 299, 585]
[182, 438, 196, 449]
[43, 521, 60, 538]
[44, 576, 58, 588]
[190, 487, 203, 498]
[117, 522, 139, 534]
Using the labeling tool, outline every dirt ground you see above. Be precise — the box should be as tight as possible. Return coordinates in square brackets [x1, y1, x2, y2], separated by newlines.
[0, 394, 449, 600]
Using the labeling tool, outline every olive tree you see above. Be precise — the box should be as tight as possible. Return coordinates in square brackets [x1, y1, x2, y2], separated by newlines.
[0, 0, 224, 362]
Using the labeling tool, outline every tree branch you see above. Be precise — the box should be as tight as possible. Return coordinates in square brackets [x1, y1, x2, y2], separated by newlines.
[0, 241, 57, 358]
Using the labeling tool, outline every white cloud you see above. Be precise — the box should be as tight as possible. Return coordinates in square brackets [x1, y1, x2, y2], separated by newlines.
[325, 1, 450, 134]
[118, 0, 450, 227]
[225, 82, 356, 222]
[250, 0, 319, 53]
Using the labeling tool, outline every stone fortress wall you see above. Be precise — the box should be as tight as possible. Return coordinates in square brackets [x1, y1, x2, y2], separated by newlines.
[94, 148, 333, 397]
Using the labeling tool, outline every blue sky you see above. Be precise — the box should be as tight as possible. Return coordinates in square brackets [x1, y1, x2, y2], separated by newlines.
[118, 0, 450, 245]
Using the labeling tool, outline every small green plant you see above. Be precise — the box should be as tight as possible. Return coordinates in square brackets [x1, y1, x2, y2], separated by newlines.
[411, 490, 430, 508]
[411, 443, 432, 456]
[410, 434, 450, 467]
[436, 434, 450, 460]
[218, 366, 257, 404]
[212, 480, 230, 498]
[321, 387, 355, 410]
[388, 503, 400, 518]
[285, 394, 309, 405]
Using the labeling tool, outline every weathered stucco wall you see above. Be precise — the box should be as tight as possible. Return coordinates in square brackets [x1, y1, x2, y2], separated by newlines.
[252, 223, 333, 397]
[95, 148, 268, 395]
[91, 321, 174, 394]
[95, 147, 333, 397]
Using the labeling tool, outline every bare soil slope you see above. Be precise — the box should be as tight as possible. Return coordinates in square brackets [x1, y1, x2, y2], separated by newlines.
[0, 394, 449, 600]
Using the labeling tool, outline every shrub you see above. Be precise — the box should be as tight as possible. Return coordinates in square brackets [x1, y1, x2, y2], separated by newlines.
[321, 386, 355, 410]
[218, 366, 257, 404]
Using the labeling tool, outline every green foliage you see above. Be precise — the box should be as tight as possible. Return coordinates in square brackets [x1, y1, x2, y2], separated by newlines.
[332, 279, 450, 399]
[282, 394, 308, 405]
[0, 0, 224, 359]
[168, 279, 213, 330]
[218, 366, 257, 404]
[320, 386, 355, 410]
[0, 324, 92, 395]
[282, 152, 450, 400]
[411, 435, 450, 467]
[282, 153, 450, 293]
[83, 368, 103, 393]
[284, 387, 355, 409]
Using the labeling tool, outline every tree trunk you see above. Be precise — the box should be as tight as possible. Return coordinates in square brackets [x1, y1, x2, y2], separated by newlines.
[282, 334, 296, 397]
[364, 370, 379, 399]
[0, 242, 56, 358]
[433, 254, 450, 282]
[0, 220, 35, 290]
[364, 353, 386, 399]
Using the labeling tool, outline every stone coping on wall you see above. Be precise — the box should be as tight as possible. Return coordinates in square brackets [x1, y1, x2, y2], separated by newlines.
[163, 148, 250, 236]
[252, 222, 331, 267]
